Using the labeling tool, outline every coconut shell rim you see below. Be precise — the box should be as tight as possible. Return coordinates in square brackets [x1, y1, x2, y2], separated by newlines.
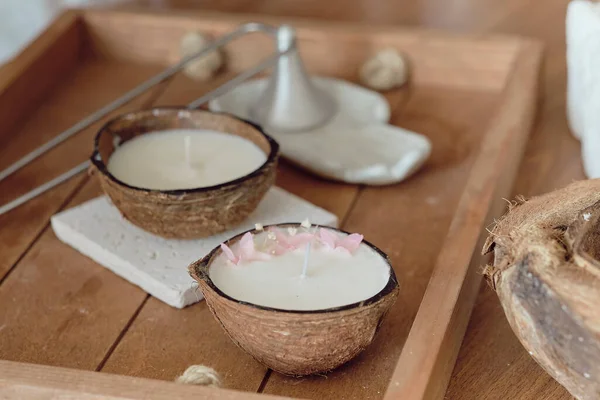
[90, 107, 280, 196]
[189, 222, 399, 315]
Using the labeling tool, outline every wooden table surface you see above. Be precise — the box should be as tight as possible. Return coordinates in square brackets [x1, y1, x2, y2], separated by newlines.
[2, 1, 581, 399]
[120, 1, 581, 399]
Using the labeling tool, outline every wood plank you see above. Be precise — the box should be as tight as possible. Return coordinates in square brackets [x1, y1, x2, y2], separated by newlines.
[0, 60, 172, 367]
[0, 60, 168, 282]
[262, 85, 499, 399]
[0, 179, 148, 369]
[0, 11, 81, 143]
[99, 296, 268, 391]
[0, 360, 293, 400]
[445, 287, 572, 400]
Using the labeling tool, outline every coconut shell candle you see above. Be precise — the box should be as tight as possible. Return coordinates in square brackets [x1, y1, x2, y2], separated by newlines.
[189, 222, 399, 376]
[90, 108, 279, 239]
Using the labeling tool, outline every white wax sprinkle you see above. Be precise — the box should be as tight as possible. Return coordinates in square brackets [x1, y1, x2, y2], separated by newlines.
[301, 219, 311, 228]
[255, 223, 264, 231]
[583, 212, 591, 221]
[288, 227, 298, 236]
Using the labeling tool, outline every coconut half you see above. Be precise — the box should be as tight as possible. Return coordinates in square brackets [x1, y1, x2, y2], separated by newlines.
[483, 179, 600, 400]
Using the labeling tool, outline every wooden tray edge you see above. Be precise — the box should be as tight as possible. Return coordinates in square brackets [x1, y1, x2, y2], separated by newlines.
[0, 360, 289, 400]
[383, 40, 544, 400]
[77, 7, 523, 44]
[78, 7, 524, 92]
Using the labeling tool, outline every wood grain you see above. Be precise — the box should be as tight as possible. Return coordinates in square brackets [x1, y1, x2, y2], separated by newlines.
[99, 295, 268, 390]
[384, 42, 542, 400]
[0, 360, 293, 400]
[0, 60, 169, 282]
[97, 69, 362, 391]
[113, 2, 578, 398]
[81, 9, 519, 91]
[0, 60, 171, 286]
[0, 179, 148, 369]
[0, 28, 173, 371]
[0, 4, 548, 400]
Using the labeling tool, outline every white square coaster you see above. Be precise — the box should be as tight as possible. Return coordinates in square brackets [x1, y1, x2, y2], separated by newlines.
[51, 187, 338, 309]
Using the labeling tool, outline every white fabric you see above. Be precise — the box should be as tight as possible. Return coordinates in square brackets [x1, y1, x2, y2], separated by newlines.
[0, 0, 130, 65]
[567, 0, 600, 177]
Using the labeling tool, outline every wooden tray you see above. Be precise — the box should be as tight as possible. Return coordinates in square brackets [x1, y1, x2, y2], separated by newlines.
[0, 8, 541, 400]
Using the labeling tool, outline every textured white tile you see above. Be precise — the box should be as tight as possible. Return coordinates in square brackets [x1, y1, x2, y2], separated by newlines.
[51, 187, 338, 309]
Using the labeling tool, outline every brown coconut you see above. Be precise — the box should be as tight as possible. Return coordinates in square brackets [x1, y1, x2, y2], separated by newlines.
[189, 224, 399, 376]
[90, 108, 279, 239]
[483, 179, 600, 400]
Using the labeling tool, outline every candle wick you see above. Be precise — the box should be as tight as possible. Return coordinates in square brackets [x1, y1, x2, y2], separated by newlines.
[301, 241, 311, 279]
[184, 135, 192, 168]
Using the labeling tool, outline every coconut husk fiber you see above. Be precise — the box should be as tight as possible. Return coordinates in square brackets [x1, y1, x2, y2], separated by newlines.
[483, 179, 600, 400]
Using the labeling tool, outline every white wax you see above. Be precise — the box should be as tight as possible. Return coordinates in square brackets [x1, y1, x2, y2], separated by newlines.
[210, 230, 391, 311]
[107, 129, 267, 190]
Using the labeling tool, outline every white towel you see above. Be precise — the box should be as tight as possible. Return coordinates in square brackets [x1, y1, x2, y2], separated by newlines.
[0, 0, 129, 65]
[567, 0, 600, 177]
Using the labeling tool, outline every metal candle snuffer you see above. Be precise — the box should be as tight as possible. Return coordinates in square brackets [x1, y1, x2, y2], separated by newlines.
[0, 22, 399, 376]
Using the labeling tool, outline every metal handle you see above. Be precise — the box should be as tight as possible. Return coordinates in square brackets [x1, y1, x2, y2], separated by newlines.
[0, 22, 293, 216]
